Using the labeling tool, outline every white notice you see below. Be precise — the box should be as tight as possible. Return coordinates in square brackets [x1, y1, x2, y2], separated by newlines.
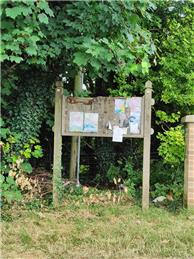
[130, 123, 139, 134]
[122, 127, 128, 135]
[112, 126, 123, 142]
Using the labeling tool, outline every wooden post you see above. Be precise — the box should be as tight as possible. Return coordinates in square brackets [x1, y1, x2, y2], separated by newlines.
[69, 71, 83, 181]
[53, 81, 63, 207]
[142, 81, 152, 209]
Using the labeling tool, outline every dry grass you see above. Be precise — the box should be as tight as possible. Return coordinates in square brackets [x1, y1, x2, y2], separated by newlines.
[1, 201, 194, 259]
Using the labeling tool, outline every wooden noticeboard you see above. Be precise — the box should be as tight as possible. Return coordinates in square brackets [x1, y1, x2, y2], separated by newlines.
[62, 96, 144, 138]
[52, 81, 154, 209]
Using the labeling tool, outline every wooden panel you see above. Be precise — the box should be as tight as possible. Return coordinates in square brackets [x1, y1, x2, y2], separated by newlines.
[62, 96, 144, 138]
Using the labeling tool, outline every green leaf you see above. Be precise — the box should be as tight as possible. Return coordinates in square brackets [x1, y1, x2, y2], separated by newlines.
[0, 118, 5, 127]
[12, 155, 18, 163]
[3, 189, 22, 202]
[1, 21, 14, 30]
[38, 13, 49, 24]
[0, 175, 5, 185]
[129, 14, 139, 26]
[9, 56, 23, 63]
[21, 162, 33, 173]
[22, 6, 32, 16]
[34, 145, 41, 150]
[37, 1, 54, 17]
[0, 54, 9, 61]
[31, 35, 40, 43]
[141, 57, 150, 74]
[6, 176, 15, 185]
[5, 43, 20, 52]
[32, 149, 43, 158]
[0, 128, 9, 139]
[5, 7, 23, 19]
[26, 46, 37, 56]
[91, 59, 101, 71]
[73, 52, 89, 66]
[5, 6, 32, 19]
[129, 63, 138, 73]
[105, 52, 113, 62]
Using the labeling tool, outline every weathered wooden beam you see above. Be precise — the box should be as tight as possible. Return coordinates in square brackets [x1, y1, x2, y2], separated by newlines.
[142, 80, 152, 209]
[53, 81, 63, 207]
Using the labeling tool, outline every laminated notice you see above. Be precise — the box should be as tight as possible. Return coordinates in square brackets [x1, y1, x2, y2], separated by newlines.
[112, 126, 123, 142]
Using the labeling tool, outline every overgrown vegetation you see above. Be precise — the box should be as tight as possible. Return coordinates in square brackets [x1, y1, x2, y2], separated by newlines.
[0, 118, 43, 203]
[1, 0, 194, 207]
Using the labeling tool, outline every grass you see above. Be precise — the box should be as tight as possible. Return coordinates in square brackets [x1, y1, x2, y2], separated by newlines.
[1, 198, 194, 259]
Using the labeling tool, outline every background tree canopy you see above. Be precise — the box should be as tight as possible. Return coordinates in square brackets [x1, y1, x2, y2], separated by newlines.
[1, 0, 194, 204]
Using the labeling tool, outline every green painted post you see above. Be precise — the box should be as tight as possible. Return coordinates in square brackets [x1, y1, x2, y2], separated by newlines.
[53, 81, 63, 207]
[142, 81, 152, 209]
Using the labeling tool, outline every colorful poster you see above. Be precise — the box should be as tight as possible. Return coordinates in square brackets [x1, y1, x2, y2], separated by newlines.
[118, 109, 141, 130]
[128, 112, 141, 134]
[115, 99, 125, 113]
[69, 112, 84, 132]
[112, 126, 123, 142]
[129, 112, 141, 124]
[115, 97, 142, 134]
[84, 113, 98, 132]
[126, 97, 141, 113]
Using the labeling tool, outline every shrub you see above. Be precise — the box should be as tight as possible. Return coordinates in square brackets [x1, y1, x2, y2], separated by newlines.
[0, 120, 43, 203]
[106, 157, 142, 198]
[157, 126, 185, 166]
[150, 160, 184, 201]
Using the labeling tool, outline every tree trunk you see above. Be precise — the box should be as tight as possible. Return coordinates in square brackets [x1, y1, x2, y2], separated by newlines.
[69, 71, 83, 181]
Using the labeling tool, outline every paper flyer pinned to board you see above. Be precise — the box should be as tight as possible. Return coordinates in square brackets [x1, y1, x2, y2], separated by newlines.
[69, 112, 99, 133]
[122, 128, 128, 135]
[112, 126, 123, 142]
[84, 113, 98, 133]
[115, 99, 125, 113]
[128, 112, 141, 134]
[126, 97, 141, 112]
[69, 112, 84, 132]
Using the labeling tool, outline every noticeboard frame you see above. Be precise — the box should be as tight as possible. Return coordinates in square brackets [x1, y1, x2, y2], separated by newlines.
[52, 80, 154, 209]
[61, 96, 145, 138]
